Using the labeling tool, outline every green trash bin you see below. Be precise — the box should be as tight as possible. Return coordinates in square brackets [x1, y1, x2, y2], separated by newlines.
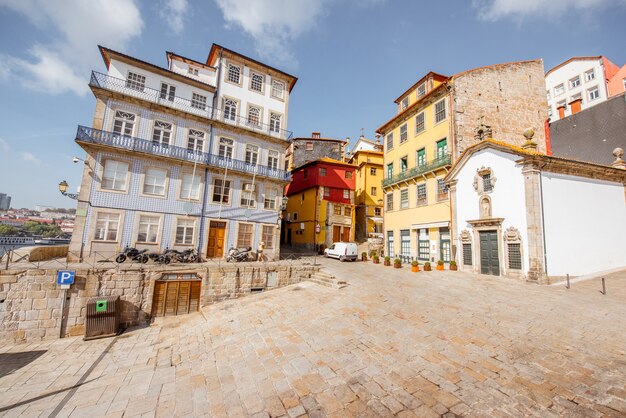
[84, 296, 120, 340]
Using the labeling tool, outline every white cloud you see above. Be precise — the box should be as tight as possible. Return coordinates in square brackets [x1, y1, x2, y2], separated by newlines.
[160, 0, 189, 35]
[0, 0, 144, 96]
[22, 152, 42, 165]
[473, 0, 626, 21]
[214, 0, 328, 66]
[0, 137, 9, 152]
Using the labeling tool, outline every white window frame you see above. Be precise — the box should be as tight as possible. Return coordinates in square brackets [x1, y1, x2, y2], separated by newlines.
[584, 69, 595, 82]
[400, 188, 409, 209]
[101, 160, 129, 192]
[386, 133, 393, 151]
[187, 129, 205, 152]
[400, 124, 408, 143]
[554, 84, 565, 96]
[400, 97, 409, 111]
[94, 212, 120, 242]
[160, 82, 176, 101]
[250, 72, 264, 93]
[137, 215, 160, 244]
[569, 76, 580, 89]
[152, 120, 173, 147]
[240, 183, 257, 208]
[264, 188, 278, 210]
[267, 150, 279, 170]
[269, 113, 282, 133]
[417, 82, 426, 98]
[271, 80, 285, 99]
[416, 183, 427, 206]
[112, 110, 136, 136]
[247, 106, 262, 127]
[179, 173, 201, 201]
[343, 189, 349, 199]
[434, 99, 447, 124]
[227, 63, 241, 85]
[175, 218, 195, 245]
[212, 178, 231, 204]
[236, 222, 254, 248]
[191, 92, 207, 110]
[415, 112, 425, 134]
[218, 137, 234, 159]
[261, 225, 274, 249]
[223, 98, 238, 121]
[245, 144, 259, 165]
[587, 86, 600, 101]
[142, 167, 167, 197]
[126, 71, 145, 91]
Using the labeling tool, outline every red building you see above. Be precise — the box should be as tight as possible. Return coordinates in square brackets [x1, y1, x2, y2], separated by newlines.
[283, 158, 356, 250]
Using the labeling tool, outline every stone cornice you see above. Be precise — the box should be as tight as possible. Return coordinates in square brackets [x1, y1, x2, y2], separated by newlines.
[520, 155, 626, 184]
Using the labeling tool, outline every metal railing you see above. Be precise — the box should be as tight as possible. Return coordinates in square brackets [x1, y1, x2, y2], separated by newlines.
[383, 154, 451, 187]
[76, 126, 291, 181]
[89, 71, 293, 140]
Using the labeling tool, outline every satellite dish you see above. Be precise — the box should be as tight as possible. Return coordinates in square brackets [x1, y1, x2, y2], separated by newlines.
[183, 202, 194, 215]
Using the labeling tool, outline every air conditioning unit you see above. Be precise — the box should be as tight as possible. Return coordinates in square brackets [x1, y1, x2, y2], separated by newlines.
[244, 184, 256, 192]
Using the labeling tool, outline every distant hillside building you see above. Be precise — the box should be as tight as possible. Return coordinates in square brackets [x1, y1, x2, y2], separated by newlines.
[286, 132, 347, 170]
[0, 193, 11, 210]
[545, 56, 624, 121]
[550, 92, 626, 166]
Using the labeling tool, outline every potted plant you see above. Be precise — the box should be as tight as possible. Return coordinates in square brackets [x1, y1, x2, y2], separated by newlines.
[450, 260, 458, 271]
[372, 255, 380, 264]
[361, 252, 368, 261]
[393, 258, 402, 268]
[384, 256, 391, 266]
[411, 260, 420, 272]
[423, 261, 432, 271]
[436, 259, 445, 271]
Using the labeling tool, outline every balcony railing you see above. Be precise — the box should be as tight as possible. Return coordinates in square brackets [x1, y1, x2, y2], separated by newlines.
[382, 154, 451, 187]
[75, 125, 290, 182]
[89, 71, 292, 140]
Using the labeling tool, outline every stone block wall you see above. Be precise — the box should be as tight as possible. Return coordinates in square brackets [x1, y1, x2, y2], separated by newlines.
[0, 262, 318, 345]
[292, 139, 344, 169]
[453, 60, 549, 156]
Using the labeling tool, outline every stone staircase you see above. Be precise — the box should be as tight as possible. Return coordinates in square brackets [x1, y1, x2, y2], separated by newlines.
[307, 271, 348, 289]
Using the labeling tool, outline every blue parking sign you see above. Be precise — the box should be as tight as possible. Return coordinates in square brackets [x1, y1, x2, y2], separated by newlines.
[57, 270, 75, 285]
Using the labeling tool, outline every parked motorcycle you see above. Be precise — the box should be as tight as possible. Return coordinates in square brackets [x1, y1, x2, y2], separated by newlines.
[226, 247, 251, 262]
[164, 247, 199, 263]
[148, 252, 171, 264]
[115, 247, 149, 263]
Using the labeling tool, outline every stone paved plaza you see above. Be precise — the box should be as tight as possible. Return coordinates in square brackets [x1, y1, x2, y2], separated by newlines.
[1, 260, 625, 417]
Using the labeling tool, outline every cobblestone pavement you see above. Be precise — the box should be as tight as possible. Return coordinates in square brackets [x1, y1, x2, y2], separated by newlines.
[1, 261, 625, 417]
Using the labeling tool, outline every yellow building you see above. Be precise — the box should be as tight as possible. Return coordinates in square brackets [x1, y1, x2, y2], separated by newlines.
[377, 72, 452, 262]
[348, 138, 384, 243]
[377, 60, 549, 263]
[283, 159, 356, 250]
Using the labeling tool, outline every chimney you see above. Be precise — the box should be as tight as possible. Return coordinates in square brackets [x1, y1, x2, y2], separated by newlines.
[569, 98, 582, 115]
[312, 132, 321, 139]
[557, 105, 566, 119]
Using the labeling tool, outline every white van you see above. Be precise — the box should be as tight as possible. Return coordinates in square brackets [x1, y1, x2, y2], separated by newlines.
[324, 242, 358, 261]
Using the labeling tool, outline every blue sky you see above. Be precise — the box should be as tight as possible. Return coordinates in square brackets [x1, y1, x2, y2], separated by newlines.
[0, 0, 625, 209]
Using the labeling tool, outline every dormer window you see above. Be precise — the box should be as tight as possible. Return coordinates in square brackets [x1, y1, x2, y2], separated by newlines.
[417, 82, 426, 98]
[187, 66, 199, 76]
[400, 97, 409, 111]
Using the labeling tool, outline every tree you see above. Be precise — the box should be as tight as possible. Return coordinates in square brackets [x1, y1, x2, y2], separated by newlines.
[0, 225, 20, 236]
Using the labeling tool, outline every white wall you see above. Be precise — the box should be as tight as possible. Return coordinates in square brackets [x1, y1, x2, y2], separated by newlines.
[217, 57, 290, 129]
[454, 149, 529, 273]
[108, 60, 215, 105]
[169, 58, 217, 86]
[546, 58, 608, 120]
[541, 172, 626, 276]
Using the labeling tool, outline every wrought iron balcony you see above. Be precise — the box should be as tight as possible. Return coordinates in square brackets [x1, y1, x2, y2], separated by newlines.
[89, 71, 292, 140]
[382, 154, 451, 187]
[75, 125, 290, 182]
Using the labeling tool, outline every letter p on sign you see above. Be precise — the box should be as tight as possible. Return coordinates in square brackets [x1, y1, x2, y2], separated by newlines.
[57, 270, 75, 287]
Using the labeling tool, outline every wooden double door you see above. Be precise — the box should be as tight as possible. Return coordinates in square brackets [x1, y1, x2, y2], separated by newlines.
[152, 280, 201, 317]
[479, 230, 500, 276]
[207, 221, 226, 258]
[332, 225, 351, 243]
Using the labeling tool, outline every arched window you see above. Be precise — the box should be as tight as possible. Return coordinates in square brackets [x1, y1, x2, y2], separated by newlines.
[248, 107, 261, 126]
[224, 99, 237, 121]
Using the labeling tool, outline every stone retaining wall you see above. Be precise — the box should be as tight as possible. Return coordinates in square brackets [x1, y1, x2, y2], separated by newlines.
[0, 262, 318, 345]
[10, 245, 69, 262]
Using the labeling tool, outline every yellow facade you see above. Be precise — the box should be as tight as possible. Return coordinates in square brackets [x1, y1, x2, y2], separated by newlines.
[350, 150, 384, 241]
[284, 187, 355, 250]
[379, 75, 453, 262]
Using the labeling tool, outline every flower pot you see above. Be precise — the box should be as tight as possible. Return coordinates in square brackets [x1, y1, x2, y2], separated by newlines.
[394, 263, 401, 269]
[411, 266, 419, 272]
[373, 259, 379, 264]
[384, 260, 391, 266]
[450, 264, 457, 271]
[424, 265, 432, 271]
[436, 264, 444, 271]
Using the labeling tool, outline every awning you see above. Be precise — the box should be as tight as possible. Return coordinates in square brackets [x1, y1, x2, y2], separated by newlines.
[411, 221, 449, 229]
[368, 216, 384, 223]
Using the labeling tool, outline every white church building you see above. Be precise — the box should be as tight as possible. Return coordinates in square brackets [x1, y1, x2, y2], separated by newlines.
[445, 139, 626, 283]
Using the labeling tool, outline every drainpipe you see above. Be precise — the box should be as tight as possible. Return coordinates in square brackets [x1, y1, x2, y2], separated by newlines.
[197, 49, 223, 257]
[538, 169, 548, 276]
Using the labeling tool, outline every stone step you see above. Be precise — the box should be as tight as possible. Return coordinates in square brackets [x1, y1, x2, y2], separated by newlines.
[307, 272, 348, 289]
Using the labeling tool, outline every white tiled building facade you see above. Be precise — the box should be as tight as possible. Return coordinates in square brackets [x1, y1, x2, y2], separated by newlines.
[69, 45, 297, 261]
[545, 56, 612, 121]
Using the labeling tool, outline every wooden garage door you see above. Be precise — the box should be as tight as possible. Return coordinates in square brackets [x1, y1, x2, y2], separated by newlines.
[152, 281, 201, 317]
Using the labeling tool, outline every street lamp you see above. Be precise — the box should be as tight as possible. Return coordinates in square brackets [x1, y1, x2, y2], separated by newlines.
[58, 180, 79, 200]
